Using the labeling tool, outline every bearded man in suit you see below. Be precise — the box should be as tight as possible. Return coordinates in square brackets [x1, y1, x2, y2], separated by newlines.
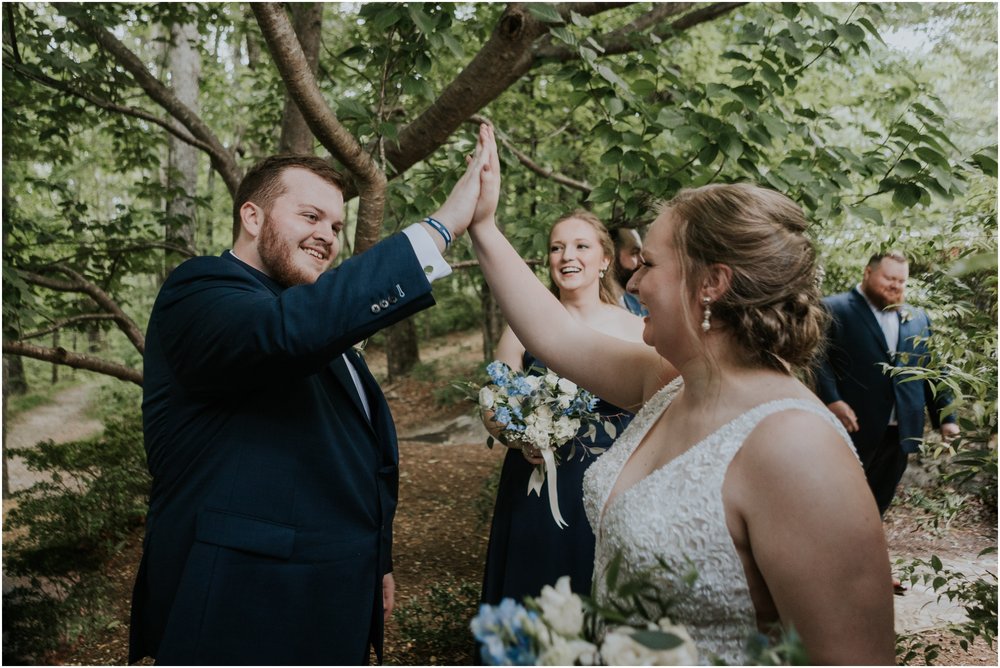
[816, 251, 958, 516]
[129, 126, 493, 665]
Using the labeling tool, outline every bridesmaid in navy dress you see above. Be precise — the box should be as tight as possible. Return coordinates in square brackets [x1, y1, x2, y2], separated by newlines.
[480, 211, 646, 604]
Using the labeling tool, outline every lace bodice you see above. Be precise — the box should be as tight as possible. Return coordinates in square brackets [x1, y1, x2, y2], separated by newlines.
[583, 378, 855, 665]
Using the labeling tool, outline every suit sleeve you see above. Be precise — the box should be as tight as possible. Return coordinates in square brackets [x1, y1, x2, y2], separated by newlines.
[921, 312, 957, 428]
[153, 234, 434, 392]
[814, 300, 843, 405]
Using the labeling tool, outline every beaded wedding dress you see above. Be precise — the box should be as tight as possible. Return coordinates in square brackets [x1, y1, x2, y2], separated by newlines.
[583, 378, 854, 665]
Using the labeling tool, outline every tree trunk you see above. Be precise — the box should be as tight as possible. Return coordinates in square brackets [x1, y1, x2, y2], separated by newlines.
[386, 319, 419, 380]
[278, 3, 323, 154]
[3, 355, 10, 499]
[164, 17, 201, 275]
[51, 330, 59, 384]
[481, 282, 506, 362]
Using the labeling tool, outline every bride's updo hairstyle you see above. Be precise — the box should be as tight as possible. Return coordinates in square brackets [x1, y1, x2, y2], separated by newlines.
[666, 183, 827, 373]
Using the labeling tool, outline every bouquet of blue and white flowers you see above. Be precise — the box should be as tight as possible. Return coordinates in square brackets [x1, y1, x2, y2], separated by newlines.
[479, 360, 614, 528]
[471, 575, 698, 665]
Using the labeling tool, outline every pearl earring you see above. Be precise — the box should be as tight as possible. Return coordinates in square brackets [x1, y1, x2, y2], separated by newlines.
[599, 268, 606, 279]
[701, 297, 712, 332]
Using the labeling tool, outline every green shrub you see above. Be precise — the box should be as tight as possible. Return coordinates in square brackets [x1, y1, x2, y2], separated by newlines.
[393, 578, 480, 664]
[2, 413, 149, 663]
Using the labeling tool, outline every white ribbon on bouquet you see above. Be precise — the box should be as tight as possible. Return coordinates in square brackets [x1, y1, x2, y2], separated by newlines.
[527, 448, 567, 529]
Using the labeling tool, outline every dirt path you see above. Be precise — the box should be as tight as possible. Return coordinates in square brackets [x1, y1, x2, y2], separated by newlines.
[5, 382, 105, 493]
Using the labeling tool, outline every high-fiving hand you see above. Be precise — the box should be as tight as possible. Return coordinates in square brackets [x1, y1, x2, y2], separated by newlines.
[471, 123, 501, 228]
[426, 123, 494, 245]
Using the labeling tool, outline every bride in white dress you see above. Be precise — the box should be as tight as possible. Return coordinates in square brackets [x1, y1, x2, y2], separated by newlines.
[467, 125, 895, 664]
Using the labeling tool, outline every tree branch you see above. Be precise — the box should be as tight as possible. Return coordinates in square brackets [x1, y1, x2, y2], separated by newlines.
[68, 9, 243, 196]
[252, 2, 387, 252]
[381, 4, 552, 179]
[19, 266, 145, 354]
[555, 2, 635, 19]
[3, 60, 214, 155]
[2, 340, 142, 386]
[468, 115, 591, 193]
[21, 314, 117, 341]
[538, 2, 746, 60]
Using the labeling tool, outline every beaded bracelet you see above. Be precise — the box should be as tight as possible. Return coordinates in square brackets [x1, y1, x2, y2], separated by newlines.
[423, 216, 452, 250]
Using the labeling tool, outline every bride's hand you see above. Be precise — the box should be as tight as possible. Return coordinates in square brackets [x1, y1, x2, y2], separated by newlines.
[471, 122, 500, 227]
[521, 444, 544, 465]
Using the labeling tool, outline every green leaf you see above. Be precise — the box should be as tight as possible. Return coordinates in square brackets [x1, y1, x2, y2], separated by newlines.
[589, 184, 617, 203]
[719, 133, 744, 160]
[733, 85, 760, 111]
[440, 32, 465, 58]
[622, 151, 643, 173]
[892, 183, 924, 208]
[370, 6, 403, 32]
[914, 146, 948, 168]
[549, 25, 576, 46]
[856, 17, 887, 45]
[721, 50, 751, 62]
[894, 159, 922, 178]
[836, 23, 866, 45]
[407, 5, 436, 34]
[600, 147, 624, 166]
[698, 143, 719, 165]
[528, 3, 564, 24]
[972, 151, 998, 178]
[631, 630, 685, 651]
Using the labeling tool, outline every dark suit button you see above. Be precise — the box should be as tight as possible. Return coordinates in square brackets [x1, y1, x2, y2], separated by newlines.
[388, 295, 398, 304]
[371, 304, 381, 314]
[380, 299, 389, 308]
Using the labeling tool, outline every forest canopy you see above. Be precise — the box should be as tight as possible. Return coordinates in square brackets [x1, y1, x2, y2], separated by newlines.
[2, 2, 996, 385]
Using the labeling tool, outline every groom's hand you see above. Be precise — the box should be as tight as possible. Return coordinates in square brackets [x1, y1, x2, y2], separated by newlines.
[382, 573, 395, 622]
[424, 123, 491, 247]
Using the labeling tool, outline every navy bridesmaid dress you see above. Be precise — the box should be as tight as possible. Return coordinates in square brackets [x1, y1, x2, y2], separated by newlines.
[480, 351, 634, 604]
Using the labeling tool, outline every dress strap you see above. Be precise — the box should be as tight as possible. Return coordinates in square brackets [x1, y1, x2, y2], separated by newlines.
[740, 398, 858, 459]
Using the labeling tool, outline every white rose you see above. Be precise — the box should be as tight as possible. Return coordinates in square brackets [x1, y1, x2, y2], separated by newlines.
[525, 375, 543, 391]
[599, 625, 699, 665]
[538, 635, 598, 665]
[557, 377, 578, 395]
[544, 371, 560, 389]
[536, 576, 584, 637]
[553, 416, 578, 443]
[479, 386, 496, 410]
[524, 423, 549, 450]
[655, 618, 699, 665]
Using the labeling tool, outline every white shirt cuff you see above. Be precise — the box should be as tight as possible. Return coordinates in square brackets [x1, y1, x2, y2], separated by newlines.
[402, 224, 452, 282]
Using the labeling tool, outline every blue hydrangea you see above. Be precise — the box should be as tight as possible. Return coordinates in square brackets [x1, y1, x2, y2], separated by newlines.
[487, 361, 510, 384]
[495, 406, 512, 426]
[470, 600, 541, 666]
[510, 376, 533, 397]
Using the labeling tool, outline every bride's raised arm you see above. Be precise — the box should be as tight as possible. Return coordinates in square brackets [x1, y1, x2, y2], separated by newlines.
[467, 125, 667, 412]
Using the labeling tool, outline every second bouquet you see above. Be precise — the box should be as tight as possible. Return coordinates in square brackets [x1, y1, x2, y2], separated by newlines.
[479, 360, 616, 528]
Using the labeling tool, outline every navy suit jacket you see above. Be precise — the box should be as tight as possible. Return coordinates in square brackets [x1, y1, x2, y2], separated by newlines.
[816, 289, 954, 455]
[129, 234, 434, 665]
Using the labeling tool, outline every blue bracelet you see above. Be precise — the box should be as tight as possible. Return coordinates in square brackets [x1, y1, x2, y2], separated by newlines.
[423, 216, 452, 249]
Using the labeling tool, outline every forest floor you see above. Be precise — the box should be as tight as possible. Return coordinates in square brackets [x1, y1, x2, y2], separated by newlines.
[3, 329, 997, 666]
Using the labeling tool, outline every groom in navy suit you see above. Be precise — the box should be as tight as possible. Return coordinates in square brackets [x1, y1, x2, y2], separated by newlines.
[816, 251, 958, 515]
[129, 129, 491, 665]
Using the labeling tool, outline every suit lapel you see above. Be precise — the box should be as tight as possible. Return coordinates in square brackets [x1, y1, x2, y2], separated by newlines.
[848, 290, 890, 357]
[328, 354, 374, 430]
[896, 308, 921, 353]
